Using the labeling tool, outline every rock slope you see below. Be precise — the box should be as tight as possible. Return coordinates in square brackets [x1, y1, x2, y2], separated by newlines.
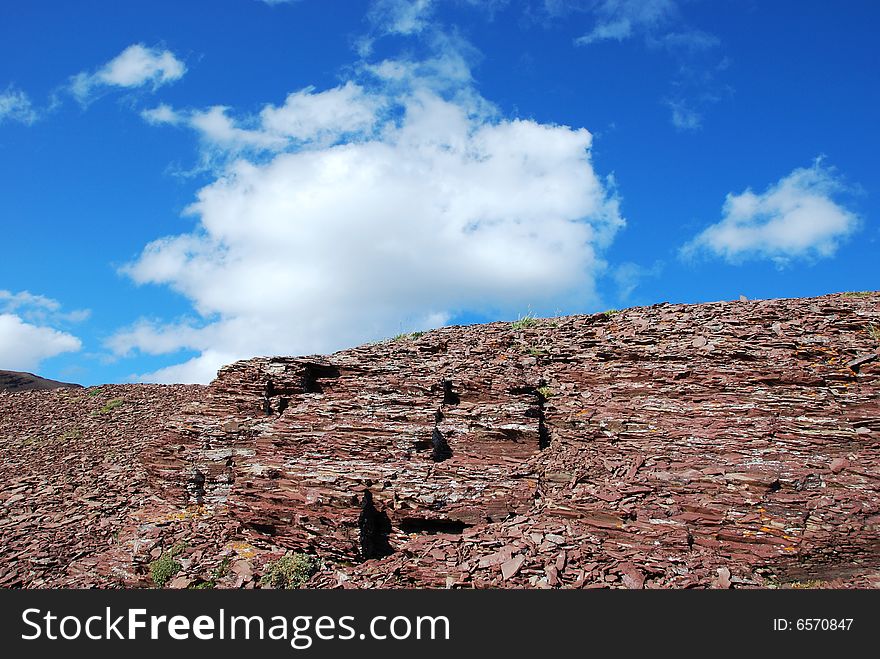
[1, 292, 878, 588]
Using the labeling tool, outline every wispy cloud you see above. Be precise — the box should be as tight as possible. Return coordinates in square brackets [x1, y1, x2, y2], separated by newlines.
[681, 160, 861, 265]
[573, 0, 678, 46]
[70, 43, 186, 103]
[664, 97, 702, 131]
[0, 290, 90, 325]
[567, 0, 728, 131]
[369, 0, 435, 36]
[611, 261, 664, 302]
[0, 86, 39, 125]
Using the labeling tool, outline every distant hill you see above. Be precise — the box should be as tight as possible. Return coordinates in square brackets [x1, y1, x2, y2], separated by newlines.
[0, 370, 82, 393]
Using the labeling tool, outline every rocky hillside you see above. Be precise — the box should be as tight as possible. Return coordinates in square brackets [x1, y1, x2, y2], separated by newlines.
[1, 292, 878, 588]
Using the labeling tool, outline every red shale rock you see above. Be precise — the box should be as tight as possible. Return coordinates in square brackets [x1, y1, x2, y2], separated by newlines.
[1, 292, 879, 588]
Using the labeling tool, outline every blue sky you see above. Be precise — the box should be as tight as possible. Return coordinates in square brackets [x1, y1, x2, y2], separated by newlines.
[1, 0, 877, 385]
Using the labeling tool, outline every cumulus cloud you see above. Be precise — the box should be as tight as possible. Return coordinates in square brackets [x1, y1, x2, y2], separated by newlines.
[681, 160, 860, 264]
[0, 291, 84, 372]
[71, 44, 186, 102]
[120, 38, 624, 383]
[0, 87, 38, 125]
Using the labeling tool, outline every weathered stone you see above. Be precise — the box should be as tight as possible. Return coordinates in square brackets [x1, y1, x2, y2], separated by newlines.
[501, 555, 525, 580]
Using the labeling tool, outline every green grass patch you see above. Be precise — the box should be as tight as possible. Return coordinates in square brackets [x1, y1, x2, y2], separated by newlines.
[390, 331, 426, 342]
[511, 313, 538, 330]
[60, 429, 82, 442]
[96, 398, 124, 414]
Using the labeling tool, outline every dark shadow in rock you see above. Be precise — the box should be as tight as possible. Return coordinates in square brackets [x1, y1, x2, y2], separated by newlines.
[442, 379, 460, 405]
[302, 363, 341, 394]
[431, 427, 453, 462]
[358, 490, 393, 560]
[399, 517, 470, 534]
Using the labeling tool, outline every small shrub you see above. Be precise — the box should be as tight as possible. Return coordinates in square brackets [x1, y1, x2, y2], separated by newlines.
[260, 553, 320, 589]
[86, 387, 103, 397]
[869, 324, 880, 343]
[150, 553, 182, 588]
[602, 309, 619, 318]
[536, 386, 553, 399]
[149, 542, 187, 587]
[842, 291, 876, 298]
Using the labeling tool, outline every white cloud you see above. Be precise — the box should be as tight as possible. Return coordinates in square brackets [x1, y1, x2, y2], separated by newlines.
[71, 44, 186, 102]
[141, 103, 182, 125]
[141, 85, 380, 158]
[0, 290, 84, 372]
[189, 106, 286, 152]
[0, 315, 81, 372]
[0, 87, 38, 125]
[681, 160, 860, 264]
[121, 41, 624, 384]
[260, 82, 383, 142]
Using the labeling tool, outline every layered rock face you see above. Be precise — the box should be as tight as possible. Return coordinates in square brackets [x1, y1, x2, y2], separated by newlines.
[1, 293, 879, 588]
